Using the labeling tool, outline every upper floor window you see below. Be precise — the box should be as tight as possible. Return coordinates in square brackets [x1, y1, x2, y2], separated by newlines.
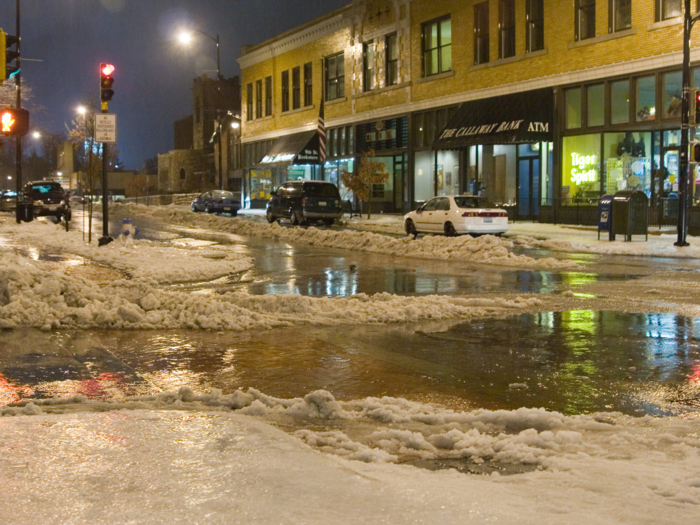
[265, 76, 272, 116]
[499, 0, 516, 59]
[246, 83, 253, 121]
[292, 67, 301, 110]
[325, 52, 345, 101]
[281, 70, 290, 112]
[255, 80, 262, 119]
[304, 63, 313, 106]
[423, 16, 452, 76]
[657, 0, 682, 21]
[609, 0, 631, 33]
[474, 3, 490, 65]
[386, 33, 399, 86]
[526, 0, 544, 52]
[363, 40, 376, 91]
[575, 0, 595, 41]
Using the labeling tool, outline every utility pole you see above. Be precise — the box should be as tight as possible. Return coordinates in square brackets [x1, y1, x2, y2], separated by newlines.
[14, 0, 22, 223]
[678, 0, 700, 246]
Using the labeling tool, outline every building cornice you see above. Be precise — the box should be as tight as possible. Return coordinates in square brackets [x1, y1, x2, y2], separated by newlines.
[238, 12, 352, 70]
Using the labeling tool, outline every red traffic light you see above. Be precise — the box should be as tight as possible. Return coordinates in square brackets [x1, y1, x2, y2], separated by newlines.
[100, 63, 115, 102]
[101, 63, 115, 77]
[0, 108, 29, 136]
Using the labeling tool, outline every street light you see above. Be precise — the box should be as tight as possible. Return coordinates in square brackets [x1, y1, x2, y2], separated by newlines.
[177, 28, 220, 78]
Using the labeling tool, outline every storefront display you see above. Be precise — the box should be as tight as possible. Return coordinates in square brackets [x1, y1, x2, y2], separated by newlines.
[603, 132, 652, 196]
[561, 134, 601, 204]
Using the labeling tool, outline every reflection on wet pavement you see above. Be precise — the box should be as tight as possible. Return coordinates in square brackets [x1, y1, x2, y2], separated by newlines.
[1, 312, 698, 416]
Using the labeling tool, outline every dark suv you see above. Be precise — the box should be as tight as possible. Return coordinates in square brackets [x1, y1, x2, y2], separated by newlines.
[26, 181, 71, 220]
[266, 181, 343, 226]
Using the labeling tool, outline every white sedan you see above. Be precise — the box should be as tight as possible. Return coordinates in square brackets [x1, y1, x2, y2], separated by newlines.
[404, 195, 508, 237]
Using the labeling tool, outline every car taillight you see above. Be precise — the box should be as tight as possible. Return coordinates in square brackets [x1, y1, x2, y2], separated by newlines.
[462, 212, 476, 217]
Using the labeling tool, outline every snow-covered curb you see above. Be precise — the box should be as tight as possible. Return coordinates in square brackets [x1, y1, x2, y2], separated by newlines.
[0, 252, 542, 330]
[115, 203, 579, 271]
[2, 388, 699, 524]
[0, 220, 253, 284]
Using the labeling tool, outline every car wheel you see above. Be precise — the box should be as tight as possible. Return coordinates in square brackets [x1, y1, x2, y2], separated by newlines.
[191, 203, 198, 212]
[266, 209, 276, 223]
[231, 210, 238, 217]
[405, 219, 418, 237]
[205, 205, 212, 214]
[444, 222, 458, 237]
[323, 219, 334, 226]
[290, 210, 300, 225]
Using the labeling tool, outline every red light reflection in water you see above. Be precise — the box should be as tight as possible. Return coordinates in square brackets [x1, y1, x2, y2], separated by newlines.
[689, 364, 700, 383]
[0, 374, 34, 405]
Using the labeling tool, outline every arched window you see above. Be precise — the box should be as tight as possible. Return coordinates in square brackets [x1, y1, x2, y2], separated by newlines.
[179, 168, 186, 180]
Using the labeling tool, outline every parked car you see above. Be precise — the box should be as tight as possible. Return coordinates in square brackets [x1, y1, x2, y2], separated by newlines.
[404, 195, 508, 237]
[191, 190, 240, 215]
[266, 181, 343, 226]
[0, 190, 17, 212]
[25, 181, 71, 220]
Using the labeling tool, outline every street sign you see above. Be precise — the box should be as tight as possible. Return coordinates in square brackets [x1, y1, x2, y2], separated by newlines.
[94, 113, 117, 143]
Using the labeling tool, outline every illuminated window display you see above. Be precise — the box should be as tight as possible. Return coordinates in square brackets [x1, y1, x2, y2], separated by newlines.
[561, 134, 601, 204]
[603, 132, 652, 196]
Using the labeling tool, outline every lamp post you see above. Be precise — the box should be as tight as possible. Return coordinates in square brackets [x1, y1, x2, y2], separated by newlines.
[678, 0, 700, 246]
[178, 29, 224, 189]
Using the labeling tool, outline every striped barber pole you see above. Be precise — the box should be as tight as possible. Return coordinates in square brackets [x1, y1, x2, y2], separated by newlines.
[318, 98, 326, 163]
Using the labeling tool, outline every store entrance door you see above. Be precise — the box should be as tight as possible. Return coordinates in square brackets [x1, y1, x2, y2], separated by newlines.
[517, 144, 541, 220]
[658, 145, 680, 224]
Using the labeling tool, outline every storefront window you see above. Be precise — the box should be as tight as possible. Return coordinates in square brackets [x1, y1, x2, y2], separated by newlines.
[287, 165, 320, 182]
[324, 159, 354, 202]
[249, 169, 274, 202]
[604, 132, 652, 197]
[611, 80, 630, 124]
[587, 84, 604, 127]
[413, 150, 460, 201]
[566, 88, 582, 129]
[663, 71, 682, 119]
[636, 76, 656, 122]
[562, 134, 601, 204]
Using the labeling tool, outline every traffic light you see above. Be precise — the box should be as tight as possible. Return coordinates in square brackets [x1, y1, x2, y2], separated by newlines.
[0, 107, 29, 136]
[100, 63, 115, 103]
[0, 30, 20, 84]
[691, 142, 700, 163]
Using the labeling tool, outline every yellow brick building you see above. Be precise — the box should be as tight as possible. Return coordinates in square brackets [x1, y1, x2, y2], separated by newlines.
[238, 0, 700, 228]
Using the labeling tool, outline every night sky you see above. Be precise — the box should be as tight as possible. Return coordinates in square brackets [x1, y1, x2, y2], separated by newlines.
[5, 0, 348, 170]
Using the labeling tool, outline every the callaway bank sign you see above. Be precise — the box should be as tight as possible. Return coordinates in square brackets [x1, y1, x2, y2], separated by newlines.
[435, 88, 554, 147]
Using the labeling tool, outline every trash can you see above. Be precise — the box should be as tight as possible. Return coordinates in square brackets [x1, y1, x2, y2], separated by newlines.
[598, 195, 613, 240]
[611, 190, 649, 241]
[15, 200, 33, 223]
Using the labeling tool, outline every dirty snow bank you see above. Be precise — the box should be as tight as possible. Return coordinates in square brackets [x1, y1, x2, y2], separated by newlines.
[0, 219, 253, 283]
[2, 388, 699, 524]
[0, 252, 541, 330]
[116, 203, 578, 270]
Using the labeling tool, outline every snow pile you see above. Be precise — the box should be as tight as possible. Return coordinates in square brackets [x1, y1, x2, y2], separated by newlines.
[0, 252, 541, 330]
[115, 203, 578, 270]
[1, 220, 253, 284]
[3, 389, 700, 524]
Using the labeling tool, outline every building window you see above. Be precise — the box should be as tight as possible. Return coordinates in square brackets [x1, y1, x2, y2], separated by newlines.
[587, 83, 605, 127]
[657, 0, 682, 21]
[611, 79, 630, 124]
[562, 134, 601, 204]
[255, 80, 263, 119]
[179, 168, 186, 180]
[325, 52, 345, 101]
[363, 41, 376, 91]
[662, 71, 682, 119]
[636, 76, 656, 122]
[265, 76, 272, 116]
[281, 70, 290, 112]
[575, 0, 595, 41]
[423, 16, 452, 76]
[526, 0, 544, 52]
[246, 83, 253, 121]
[499, 0, 516, 59]
[609, 0, 631, 33]
[566, 87, 582, 129]
[292, 67, 301, 110]
[386, 33, 399, 86]
[304, 63, 313, 106]
[474, 3, 489, 65]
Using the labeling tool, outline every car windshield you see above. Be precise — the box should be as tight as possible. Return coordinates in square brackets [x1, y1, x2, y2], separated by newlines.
[303, 183, 339, 198]
[211, 190, 235, 199]
[453, 196, 497, 209]
[30, 184, 63, 194]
